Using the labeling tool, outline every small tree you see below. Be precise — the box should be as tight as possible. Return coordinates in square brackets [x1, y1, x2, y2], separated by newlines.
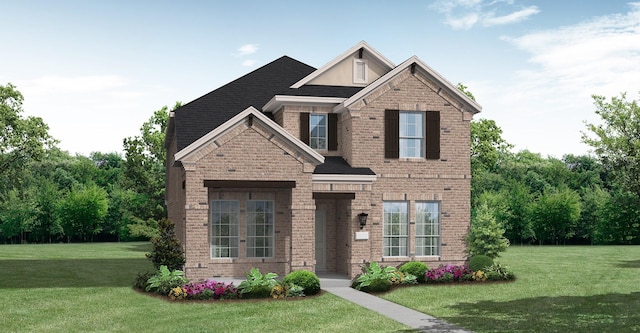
[466, 202, 510, 259]
[146, 218, 185, 271]
[527, 187, 581, 245]
[57, 184, 108, 242]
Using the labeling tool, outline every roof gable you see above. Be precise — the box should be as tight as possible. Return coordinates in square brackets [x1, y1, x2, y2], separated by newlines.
[173, 56, 315, 151]
[175, 106, 324, 165]
[338, 56, 482, 114]
[291, 41, 395, 88]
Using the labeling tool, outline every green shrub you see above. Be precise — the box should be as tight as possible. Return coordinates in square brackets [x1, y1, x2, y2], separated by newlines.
[133, 271, 155, 290]
[195, 288, 214, 300]
[485, 262, 516, 281]
[146, 218, 186, 271]
[469, 255, 494, 272]
[398, 261, 429, 283]
[352, 262, 396, 291]
[242, 285, 272, 299]
[485, 271, 502, 281]
[145, 265, 188, 295]
[466, 202, 509, 259]
[400, 273, 418, 285]
[287, 284, 305, 297]
[283, 270, 321, 295]
[237, 268, 278, 297]
[364, 278, 392, 293]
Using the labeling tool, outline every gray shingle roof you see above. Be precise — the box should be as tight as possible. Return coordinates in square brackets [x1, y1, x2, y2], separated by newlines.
[279, 85, 363, 98]
[173, 56, 315, 151]
[314, 156, 375, 175]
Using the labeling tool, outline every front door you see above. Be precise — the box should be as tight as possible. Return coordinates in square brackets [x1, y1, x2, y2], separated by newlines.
[315, 209, 327, 272]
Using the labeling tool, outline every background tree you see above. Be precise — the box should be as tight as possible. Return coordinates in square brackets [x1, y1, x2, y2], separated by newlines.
[583, 92, 640, 200]
[527, 187, 581, 245]
[123, 102, 180, 237]
[0, 189, 36, 243]
[595, 190, 640, 244]
[471, 119, 513, 171]
[0, 83, 56, 188]
[58, 184, 108, 242]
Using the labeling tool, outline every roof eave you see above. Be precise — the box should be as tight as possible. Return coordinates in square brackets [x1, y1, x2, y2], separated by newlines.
[174, 106, 325, 164]
[263, 95, 347, 112]
[340, 56, 482, 114]
[312, 174, 377, 183]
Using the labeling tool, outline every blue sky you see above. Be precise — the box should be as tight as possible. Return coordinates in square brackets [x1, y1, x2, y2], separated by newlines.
[2, 0, 638, 157]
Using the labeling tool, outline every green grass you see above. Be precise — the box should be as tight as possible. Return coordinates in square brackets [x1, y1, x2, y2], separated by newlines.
[0, 242, 407, 333]
[5, 243, 639, 332]
[382, 245, 640, 332]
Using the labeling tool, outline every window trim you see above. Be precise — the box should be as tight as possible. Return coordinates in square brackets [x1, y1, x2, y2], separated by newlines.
[210, 200, 240, 259]
[399, 111, 425, 158]
[383, 201, 409, 257]
[385, 110, 440, 160]
[309, 114, 328, 150]
[415, 201, 441, 257]
[246, 200, 275, 258]
[300, 112, 338, 151]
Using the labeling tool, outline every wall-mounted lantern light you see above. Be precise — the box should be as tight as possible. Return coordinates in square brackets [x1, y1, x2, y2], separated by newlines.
[358, 213, 368, 229]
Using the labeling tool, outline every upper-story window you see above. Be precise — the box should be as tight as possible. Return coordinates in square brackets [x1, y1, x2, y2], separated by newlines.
[385, 110, 440, 160]
[310, 114, 327, 150]
[300, 113, 338, 151]
[399, 112, 424, 158]
[353, 59, 368, 84]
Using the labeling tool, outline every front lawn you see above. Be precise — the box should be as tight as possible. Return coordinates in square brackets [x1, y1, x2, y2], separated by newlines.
[382, 245, 640, 332]
[0, 242, 407, 332]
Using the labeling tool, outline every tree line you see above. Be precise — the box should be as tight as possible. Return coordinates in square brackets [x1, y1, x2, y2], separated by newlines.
[468, 88, 640, 245]
[1, 82, 638, 245]
[0, 83, 178, 243]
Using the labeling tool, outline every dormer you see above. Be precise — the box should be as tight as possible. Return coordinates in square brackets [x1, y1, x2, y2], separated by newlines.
[291, 41, 395, 88]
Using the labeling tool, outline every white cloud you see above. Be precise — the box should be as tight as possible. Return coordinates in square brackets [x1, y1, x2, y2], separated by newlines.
[236, 44, 259, 56]
[447, 13, 480, 30]
[241, 59, 258, 67]
[430, 0, 540, 30]
[483, 6, 540, 26]
[477, 3, 640, 157]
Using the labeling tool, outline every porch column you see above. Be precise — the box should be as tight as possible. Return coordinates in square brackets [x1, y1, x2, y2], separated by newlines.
[290, 183, 315, 272]
[182, 163, 211, 281]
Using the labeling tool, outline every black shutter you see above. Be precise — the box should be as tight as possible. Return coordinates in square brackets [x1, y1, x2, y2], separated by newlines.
[300, 112, 310, 145]
[426, 111, 440, 160]
[385, 110, 399, 158]
[328, 113, 338, 151]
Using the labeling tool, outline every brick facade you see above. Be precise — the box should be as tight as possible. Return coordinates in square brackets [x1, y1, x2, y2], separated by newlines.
[166, 44, 478, 280]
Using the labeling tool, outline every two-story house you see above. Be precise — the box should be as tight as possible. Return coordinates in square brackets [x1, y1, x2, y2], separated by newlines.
[165, 41, 481, 280]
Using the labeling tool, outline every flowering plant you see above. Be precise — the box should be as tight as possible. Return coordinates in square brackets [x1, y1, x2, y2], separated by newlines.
[424, 265, 472, 283]
[182, 279, 238, 300]
[168, 286, 187, 300]
[270, 283, 289, 299]
[472, 270, 487, 282]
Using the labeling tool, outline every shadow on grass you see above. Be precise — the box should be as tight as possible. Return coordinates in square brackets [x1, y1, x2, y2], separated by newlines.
[444, 292, 640, 333]
[0, 258, 154, 289]
[128, 242, 152, 253]
[616, 259, 640, 268]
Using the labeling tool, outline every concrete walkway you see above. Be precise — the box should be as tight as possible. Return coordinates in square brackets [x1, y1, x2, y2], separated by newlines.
[218, 275, 473, 332]
[320, 274, 473, 333]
